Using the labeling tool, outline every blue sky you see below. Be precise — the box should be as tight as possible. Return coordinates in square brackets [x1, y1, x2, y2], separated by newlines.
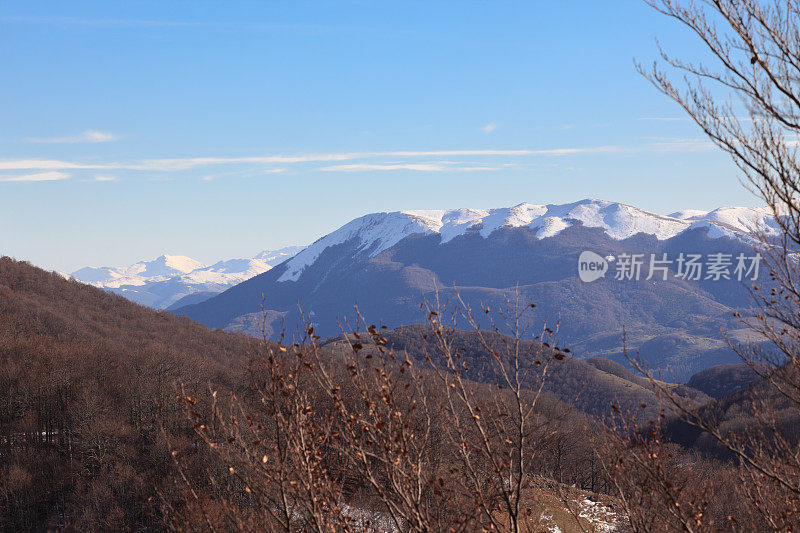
[0, 1, 753, 272]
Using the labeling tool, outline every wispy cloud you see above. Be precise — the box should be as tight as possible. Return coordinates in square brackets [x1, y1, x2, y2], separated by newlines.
[87, 175, 119, 182]
[26, 130, 119, 144]
[200, 168, 288, 181]
[373, 150, 531, 157]
[0, 159, 98, 170]
[481, 123, 498, 133]
[321, 163, 500, 172]
[646, 137, 715, 152]
[530, 145, 627, 155]
[0, 142, 718, 180]
[0, 150, 534, 172]
[0, 171, 70, 182]
[638, 117, 687, 122]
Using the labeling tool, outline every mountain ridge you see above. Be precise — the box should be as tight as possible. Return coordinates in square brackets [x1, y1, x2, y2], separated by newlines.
[70, 246, 305, 309]
[277, 199, 777, 282]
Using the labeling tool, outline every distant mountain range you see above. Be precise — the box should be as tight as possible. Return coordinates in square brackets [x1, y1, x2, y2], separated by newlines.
[69, 246, 305, 309]
[174, 199, 778, 380]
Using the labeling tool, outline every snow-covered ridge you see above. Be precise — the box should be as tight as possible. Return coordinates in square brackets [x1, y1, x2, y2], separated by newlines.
[73, 254, 208, 289]
[71, 246, 305, 308]
[670, 206, 781, 238]
[73, 247, 305, 288]
[278, 199, 778, 282]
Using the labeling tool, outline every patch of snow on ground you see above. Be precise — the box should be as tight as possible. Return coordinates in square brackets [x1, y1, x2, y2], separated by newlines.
[578, 497, 619, 532]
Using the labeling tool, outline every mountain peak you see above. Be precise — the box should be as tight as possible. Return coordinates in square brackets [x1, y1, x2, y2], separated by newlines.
[134, 255, 206, 278]
[151, 254, 206, 272]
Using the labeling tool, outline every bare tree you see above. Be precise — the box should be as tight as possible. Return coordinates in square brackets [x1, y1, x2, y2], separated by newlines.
[418, 290, 575, 533]
[589, 1, 800, 528]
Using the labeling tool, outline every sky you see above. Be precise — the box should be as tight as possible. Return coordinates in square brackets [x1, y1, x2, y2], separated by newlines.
[0, 0, 757, 272]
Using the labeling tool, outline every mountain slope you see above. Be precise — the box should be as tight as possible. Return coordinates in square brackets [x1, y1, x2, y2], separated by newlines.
[175, 199, 775, 379]
[0, 256, 261, 529]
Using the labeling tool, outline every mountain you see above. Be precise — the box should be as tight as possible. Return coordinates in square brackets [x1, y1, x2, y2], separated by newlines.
[174, 199, 776, 380]
[70, 246, 305, 309]
[685, 363, 759, 398]
[353, 324, 710, 421]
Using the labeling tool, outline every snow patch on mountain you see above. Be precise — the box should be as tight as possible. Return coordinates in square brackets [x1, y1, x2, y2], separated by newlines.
[669, 209, 709, 220]
[683, 206, 780, 235]
[536, 216, 571, 238]
[254, 246, 306, 263]
[277, 199, 778, 282]
[140, 255, 206, 277]
[277, 213, 439, 282]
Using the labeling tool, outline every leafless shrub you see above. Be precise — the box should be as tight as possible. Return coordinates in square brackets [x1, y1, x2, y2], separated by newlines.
[168, 289, 601, 532]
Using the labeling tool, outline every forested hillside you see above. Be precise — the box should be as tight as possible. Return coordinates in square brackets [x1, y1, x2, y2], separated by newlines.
[349, 324, 709, 421]
[0, 257, 260, 530]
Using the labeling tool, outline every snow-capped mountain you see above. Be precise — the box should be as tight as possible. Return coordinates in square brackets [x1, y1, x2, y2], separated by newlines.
[71, 246, 304, 309]
[278, 200, 778, 282]
[73, 255, 208, 289]
[174, 199, 777, 380]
